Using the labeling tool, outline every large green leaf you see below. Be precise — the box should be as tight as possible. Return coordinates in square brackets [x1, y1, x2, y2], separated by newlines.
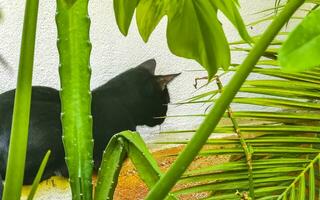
[210, 0, 252, 43]
[167, 0, 229, 79]
[122, 131, 162, 187]
[279, 9, 320, 72]
[113, 0, 139, 35]
[94, 135, 127, 200]
[135, 0, 170, 42]
[94, 131, 178, 200]
[113, 0, 251, 79]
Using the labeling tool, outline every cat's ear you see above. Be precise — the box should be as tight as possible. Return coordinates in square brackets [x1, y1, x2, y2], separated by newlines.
[138, 59, 156, 75]
[156, 73, 180, 90]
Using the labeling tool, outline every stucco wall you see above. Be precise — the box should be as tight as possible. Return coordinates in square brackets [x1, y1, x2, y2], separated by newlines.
[0, 0, 275, 140]
[0, 0, 273, 199]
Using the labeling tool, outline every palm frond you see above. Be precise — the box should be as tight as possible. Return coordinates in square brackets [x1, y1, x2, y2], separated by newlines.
[153, 2, 320, 199]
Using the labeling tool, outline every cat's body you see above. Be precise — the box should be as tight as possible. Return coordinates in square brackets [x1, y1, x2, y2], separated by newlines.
[0, 59, 178, 195]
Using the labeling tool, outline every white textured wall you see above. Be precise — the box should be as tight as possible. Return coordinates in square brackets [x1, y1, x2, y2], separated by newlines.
[0, 0, 273, 141]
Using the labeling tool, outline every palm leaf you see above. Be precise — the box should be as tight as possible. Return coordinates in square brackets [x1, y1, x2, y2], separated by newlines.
[152, 2, 320, 199]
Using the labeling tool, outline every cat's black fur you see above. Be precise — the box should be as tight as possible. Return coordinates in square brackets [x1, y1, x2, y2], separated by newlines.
[0, 59, 179, 196]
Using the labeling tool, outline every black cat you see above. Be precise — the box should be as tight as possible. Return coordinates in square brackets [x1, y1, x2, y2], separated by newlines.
[0, 59, 179, 196]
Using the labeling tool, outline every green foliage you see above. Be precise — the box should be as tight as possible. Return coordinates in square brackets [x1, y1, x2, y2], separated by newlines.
[27, 151, 51, 200]
[64, 0, 77, 7]
[145, 1, 305, 199]
[94, 135, 127, 200]
[166, 0, 230, 79]
[161, 67, 320, 198]
[55, 0, 93, 199]
[276, 154, 320, 199]
[113, 0, 251, 79]
[279, 8, 320, 72]
[156, 4, 320, 198]
[113, 0, 139, 35]
[4, 0, 320, 200]
[2, 0, 40, 199]
[94, 131, 177, 200]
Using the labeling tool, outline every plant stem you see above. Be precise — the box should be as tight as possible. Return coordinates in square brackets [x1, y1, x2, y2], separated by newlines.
[56, 0, 93, 199]
[27, 150, 51, 200]
[145, 1, 305, 199]
[215, 76, 255, 199]
[2, 0, 39, 199]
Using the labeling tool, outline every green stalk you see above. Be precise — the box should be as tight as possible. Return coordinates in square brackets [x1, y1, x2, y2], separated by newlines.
[215, 76, 255, 199]
[145, 1, 305, 199]
[27, 150, 51, 200]
[55, 0, 93, 199]
[2, 0, 39, 199]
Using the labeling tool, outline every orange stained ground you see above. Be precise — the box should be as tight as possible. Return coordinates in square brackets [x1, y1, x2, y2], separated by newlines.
[21, 145, 229, 200]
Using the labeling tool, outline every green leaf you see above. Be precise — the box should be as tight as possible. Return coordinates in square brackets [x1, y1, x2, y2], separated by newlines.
[279, 9, 320, 72]
[307, 0, 320, 4]
[2, 0, 39, 199]
[63, 0, 77, 7]
[276, 154, 320, 200]
[298, 175, 305, 200]
[117, 132, 178, 200]
[136, 0, 169, 42]
[94, 136, 127, 200]
[121, 131, 162, 187]
[167, 0, 230, 79]
[113, 0, 252, 79]
[210, 0, 252, 43]
[113, 0, 140, 35]
[27, 151, 51, 200]
[309, 166, 315, 200]
[174, 176, 293, 195]
[94, 131, 178, 200]
[290, 186, 295, 200]
[233, 97, 320, 110]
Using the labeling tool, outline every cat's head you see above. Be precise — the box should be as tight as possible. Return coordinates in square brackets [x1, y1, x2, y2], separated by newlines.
[109, 59, 179, 127]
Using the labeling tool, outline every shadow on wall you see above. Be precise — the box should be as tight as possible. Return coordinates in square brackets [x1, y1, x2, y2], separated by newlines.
[0, 10, 13, 79]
